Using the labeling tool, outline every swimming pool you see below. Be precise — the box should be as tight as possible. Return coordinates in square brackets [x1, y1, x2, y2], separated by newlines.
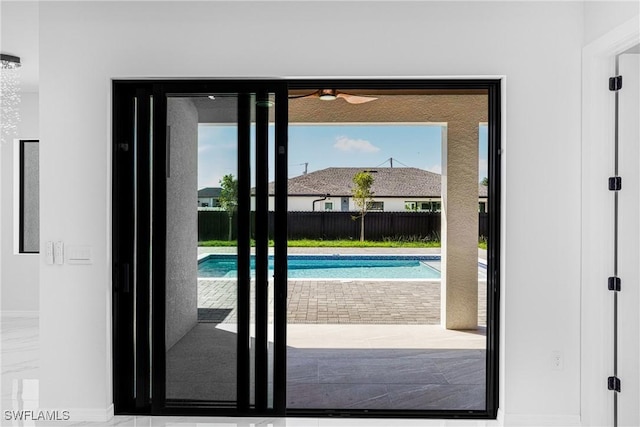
[197, 254, 447, 280]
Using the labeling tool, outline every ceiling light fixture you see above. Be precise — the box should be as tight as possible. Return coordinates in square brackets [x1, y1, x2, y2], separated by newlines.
[0, 54, 21, 69]
[318, 89, 337, 101]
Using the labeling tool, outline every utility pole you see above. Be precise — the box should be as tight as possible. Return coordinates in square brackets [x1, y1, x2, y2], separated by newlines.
[389, 158, 393, 168]
[302, 162, 308, 174]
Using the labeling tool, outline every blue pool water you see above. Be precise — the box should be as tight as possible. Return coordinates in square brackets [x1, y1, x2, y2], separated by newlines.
[198, 254, 444, 279]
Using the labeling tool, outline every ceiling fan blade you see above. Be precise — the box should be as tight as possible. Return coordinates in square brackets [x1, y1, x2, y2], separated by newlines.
[288, 91, 320, 100]
[337, 93, 378, 104]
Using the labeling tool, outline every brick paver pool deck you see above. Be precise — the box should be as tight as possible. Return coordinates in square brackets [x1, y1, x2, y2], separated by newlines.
[198, 278, 486, 326]
[197, 247, 487, 326]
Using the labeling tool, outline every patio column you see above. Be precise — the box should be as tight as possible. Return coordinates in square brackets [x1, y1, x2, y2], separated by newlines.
[441, 120, 479, 330]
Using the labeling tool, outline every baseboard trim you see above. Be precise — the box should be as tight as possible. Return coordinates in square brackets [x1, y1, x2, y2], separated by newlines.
[1, 310, 39, 318]
[502, 413, 581, 426]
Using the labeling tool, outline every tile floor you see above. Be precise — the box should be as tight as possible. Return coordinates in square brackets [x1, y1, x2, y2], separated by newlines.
[1, 314, 497, 426]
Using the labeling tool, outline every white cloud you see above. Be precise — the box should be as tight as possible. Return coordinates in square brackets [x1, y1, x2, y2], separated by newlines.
[333, 136, 380, 153]
[426, 164, 442, 174]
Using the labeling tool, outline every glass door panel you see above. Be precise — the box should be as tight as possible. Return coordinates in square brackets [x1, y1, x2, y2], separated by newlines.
[285, 86, 495, 414]
[158, 88, 279, 412]
[164, 94, 239, 405]
[113, 81, 285, 416]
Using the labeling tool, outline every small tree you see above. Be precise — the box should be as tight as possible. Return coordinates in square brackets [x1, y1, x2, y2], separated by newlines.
[480, 177, 489, 186]
[218, 174, 238, 241]
[352, 171, 375, 242]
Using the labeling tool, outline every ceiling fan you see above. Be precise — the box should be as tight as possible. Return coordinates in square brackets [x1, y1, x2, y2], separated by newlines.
[289, 89, 378, 104]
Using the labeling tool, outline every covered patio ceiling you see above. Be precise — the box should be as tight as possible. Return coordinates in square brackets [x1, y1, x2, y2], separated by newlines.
[191, 88, 488, 124]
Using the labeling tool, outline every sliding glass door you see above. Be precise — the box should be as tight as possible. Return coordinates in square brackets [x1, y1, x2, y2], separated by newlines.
[113, 82, 288, 415]
[113, 79, 500, 419]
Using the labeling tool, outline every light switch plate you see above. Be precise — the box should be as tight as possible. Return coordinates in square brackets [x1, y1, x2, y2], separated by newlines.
[67, 245, 92, 265]
[54, 241, 64, 265]
[45, 241, 54, 265]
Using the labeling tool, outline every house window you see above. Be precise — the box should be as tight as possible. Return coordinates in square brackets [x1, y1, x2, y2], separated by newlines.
[405, 201, 417, 211]
[407, 201, 441, 212]
[367, 201, 384, 211]
[324, 202, 333, 211]
[18, 140, 40, 254]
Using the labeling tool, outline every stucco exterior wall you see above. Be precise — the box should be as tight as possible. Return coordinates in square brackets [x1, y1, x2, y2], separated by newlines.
[165, 98, 199, 350]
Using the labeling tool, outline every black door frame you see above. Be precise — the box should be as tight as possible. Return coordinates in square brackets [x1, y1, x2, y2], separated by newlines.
[112, 78, 501, 419]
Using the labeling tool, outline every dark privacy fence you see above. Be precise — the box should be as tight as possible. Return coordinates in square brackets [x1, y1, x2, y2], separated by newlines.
[198, 211, 489, 242]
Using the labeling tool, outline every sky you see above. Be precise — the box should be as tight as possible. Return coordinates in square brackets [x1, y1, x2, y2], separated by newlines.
[198, 124, 489, 189]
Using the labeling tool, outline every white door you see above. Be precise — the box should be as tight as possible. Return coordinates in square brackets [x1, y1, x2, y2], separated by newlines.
[618, 49, 640, 427]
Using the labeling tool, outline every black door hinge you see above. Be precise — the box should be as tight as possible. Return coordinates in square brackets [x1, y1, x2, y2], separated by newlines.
[609, 177, 622, 191]
[609, 76, 622, 91]
[608, 376, 621, 392]
[608, 277, 621, 292]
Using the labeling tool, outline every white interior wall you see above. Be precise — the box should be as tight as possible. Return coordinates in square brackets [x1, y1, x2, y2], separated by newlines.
[36, 2, 584, 422]
[1, 92, 39, 313]
[0, 0, 625, 423]
[1, 0, 40, 313]
[583, 1, 640, 45]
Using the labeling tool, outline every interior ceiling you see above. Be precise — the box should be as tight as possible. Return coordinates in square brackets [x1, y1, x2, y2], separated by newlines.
[192, 89, 488, 124]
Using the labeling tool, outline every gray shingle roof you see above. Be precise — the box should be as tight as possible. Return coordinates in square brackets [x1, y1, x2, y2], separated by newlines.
[198, 187, 222, 198]
[268, 167, 487, 197]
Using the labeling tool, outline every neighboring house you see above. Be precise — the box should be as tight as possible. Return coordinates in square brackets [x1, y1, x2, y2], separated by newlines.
[256, 167, 488, 212]
[197, 187, 222, 208]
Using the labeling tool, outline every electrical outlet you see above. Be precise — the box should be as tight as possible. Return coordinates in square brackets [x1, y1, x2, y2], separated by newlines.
[552, 351, 563, 371]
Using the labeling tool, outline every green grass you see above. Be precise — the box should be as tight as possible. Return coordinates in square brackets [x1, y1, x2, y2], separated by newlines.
[199, 240, 245, 247]
[287, 239, 441, 248]
[478, 236, 487, 250]
[200, 238, 488, 249]
[199, 239, 441, 248]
